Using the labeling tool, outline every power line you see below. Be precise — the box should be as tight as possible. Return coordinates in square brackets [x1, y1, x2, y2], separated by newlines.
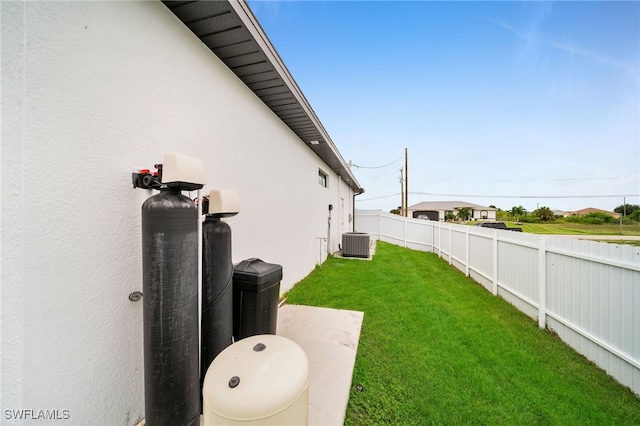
[349, 156, 402, 169]
[487, 176, 639, 183]
[358, 193, 402, 201]
[409, 192, 639, 199]
[358, 192, 639, 202]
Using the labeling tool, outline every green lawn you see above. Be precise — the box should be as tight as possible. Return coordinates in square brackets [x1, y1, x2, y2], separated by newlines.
[285, 242, 640, 425]
[464, 221, 640, 245]
[515, 222, 640, 236]
[600, 240, 640, 247]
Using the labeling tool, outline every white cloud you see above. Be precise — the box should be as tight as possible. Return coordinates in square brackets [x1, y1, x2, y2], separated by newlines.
[495, 20, 639, 78]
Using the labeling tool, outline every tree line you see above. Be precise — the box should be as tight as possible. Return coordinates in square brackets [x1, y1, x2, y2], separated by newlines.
[496, 204, 640, 224]
[390, 204, 640, 224]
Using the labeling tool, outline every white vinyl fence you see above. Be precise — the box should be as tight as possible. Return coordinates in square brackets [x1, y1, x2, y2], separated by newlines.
[355, 209, 640, 396]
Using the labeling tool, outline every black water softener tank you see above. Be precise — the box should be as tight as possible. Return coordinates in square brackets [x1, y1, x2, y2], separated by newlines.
[142, 189, 199, 426]
[200, 215, 234, 388]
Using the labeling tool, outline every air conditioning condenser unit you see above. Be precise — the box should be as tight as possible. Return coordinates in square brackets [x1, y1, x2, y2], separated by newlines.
[341, 233, 370, 258]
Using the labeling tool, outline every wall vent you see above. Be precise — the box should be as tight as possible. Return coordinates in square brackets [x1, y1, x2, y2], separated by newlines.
[342, 233, 370, 258]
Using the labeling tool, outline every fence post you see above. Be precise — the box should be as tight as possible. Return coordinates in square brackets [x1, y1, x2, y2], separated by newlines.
[430, 221, 435, 253]
[438, 222, 443, 258]
[448, 223, 452, 265]
[465, 226, 470, 276]
[538, 238, 546, 329]
[492, 230, 498, 296]
[378, 210, 381, 241]
[404, 215, 407, 248]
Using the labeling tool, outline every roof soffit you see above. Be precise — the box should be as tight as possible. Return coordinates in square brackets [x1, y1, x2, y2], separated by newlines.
[162, 0, 363, 194]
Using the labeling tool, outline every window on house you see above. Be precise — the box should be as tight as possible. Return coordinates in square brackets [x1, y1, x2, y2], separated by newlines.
[318, 169, 328, 187]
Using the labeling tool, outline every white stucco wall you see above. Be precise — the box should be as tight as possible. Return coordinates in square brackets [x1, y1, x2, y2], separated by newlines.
[409, 208, 497, 221]
[1, 1, 354, 424]
[471, 210, 497, 220]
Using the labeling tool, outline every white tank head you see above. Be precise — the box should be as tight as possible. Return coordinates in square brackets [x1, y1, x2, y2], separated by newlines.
[161, 153, 206, 191]
[207, 190, 240, 218]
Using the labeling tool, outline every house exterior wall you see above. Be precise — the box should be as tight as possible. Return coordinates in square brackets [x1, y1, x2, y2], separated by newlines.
[471, 209, 497, 220]
[327, 175, 356, 254]
[410, 206, 497, 221]
[412, 209, 496, 221]
[1, 1, 354, 424]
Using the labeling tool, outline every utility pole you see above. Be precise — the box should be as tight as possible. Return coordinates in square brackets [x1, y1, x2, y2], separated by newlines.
[404, 148, 408, 217]
[399, 168, 404, 215]
[620, 196, 626, 235]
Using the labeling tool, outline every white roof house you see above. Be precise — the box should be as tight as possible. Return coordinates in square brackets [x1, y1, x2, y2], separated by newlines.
[2, 1, 361, 422]
[408, 201, 498, 221]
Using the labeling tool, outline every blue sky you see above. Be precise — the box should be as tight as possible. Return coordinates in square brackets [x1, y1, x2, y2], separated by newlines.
[248, 1, 639, 213]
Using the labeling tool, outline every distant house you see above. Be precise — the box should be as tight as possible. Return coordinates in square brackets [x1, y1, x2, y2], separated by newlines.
[408, 201, 497, 221]
[563, 207, 621, 219]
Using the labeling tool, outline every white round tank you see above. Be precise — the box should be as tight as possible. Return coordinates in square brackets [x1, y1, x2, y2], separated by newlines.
[203, 334, 309, 425]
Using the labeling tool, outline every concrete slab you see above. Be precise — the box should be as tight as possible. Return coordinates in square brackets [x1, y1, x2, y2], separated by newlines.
[277, 305, 364, 426]
[334, 239, 377, 260]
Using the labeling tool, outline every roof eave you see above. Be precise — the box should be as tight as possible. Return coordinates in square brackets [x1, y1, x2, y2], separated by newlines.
[162, 0, 363, 194]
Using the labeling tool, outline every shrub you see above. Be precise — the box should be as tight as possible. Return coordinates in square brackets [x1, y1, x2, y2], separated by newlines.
[496, 210, 510, 221]
[520, 214, 540, 223]
[625, 209, 640, 222]
[533, 206, 555, 221]
[565, 212, 616, 225]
